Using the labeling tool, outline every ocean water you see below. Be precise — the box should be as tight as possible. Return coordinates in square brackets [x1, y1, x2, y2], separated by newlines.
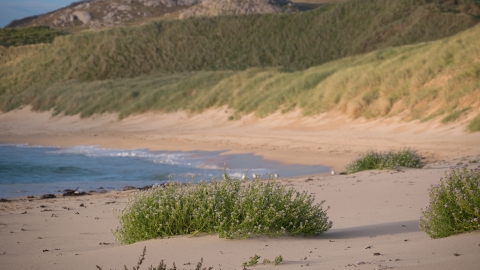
[0, 144, 328, 198]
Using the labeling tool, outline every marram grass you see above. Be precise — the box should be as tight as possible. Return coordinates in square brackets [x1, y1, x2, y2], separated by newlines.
[345, 149, 423, 174]
[420, 166, 480, 238]
[467, 113, 480, 132]
[1, 0, 478, 97]
[2, 20, 480, 127]
[113, 171, 332, 245]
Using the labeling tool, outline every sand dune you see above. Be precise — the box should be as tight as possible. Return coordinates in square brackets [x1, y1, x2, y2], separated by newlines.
[0, 108, 479, 269]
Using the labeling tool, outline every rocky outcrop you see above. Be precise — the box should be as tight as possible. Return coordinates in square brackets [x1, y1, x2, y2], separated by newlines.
[179, 0, 290, 19]
[72, 11, 92, 24]
[6, 0, 296, 31]
[138, 0, 201, 7]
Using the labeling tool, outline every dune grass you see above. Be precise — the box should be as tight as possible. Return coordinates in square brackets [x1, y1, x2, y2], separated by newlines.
[345, 149, 423, 174]
[420, 166, 480, 239]
[467, 113, 480, 132]
[1, 0, 478, 98]
[113, 171, 332, 245]
[1, 20, 479, 126]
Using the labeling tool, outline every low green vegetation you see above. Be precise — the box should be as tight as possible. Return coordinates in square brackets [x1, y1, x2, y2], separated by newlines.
[113, 171, 332, 245]
[242, 254, 260, 268]
[420, 166, 480, 239]
[441, 107, 471, 124]
[0, 26, 68, 47]
[242, 253, 283, 268]
[467, 113, 480, 132]
[96, 246, 213, 270]
[345, 149, 423, 174]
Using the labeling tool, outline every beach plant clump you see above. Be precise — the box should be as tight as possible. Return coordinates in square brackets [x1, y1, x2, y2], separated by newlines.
[420, 166, 480, 239]
[345, 148, 423, 174]
[113, 171, 332, 245]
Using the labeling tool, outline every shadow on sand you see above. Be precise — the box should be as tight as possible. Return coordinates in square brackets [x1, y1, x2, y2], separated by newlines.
[321, 220, 420, 239]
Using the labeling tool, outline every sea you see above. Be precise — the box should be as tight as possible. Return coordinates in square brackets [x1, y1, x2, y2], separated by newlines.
[0, 144, 328, 198]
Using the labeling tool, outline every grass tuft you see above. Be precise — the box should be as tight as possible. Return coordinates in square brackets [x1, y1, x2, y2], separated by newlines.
[420, 166, 480, 238]
[345, 148, 423, 174]
[112, 170, 332, 245]
[467, 113, 480, 132]
[441, 107, 471, 124]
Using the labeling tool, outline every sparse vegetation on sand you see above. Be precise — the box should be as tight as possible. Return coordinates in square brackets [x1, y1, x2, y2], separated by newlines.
[420, 166, 480, 238]
[467, 114, 480, 132]
[242, 254, 283, 268]
[96, 246, 213, 270]
[113, 171, 332, 245]
[345, 149, 423, 174]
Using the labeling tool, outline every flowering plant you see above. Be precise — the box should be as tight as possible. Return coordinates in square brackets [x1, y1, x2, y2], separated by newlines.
[420, 166, 480, 238]
[113, 169, 332, 244]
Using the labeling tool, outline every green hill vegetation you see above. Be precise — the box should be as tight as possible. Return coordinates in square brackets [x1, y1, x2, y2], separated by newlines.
[1, 0, 480, 131]
[0, 26, 68, 48]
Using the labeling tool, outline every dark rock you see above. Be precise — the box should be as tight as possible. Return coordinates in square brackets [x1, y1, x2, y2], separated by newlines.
[138, 185, 153, 190]
[41, 194, 56, 199]
[123, 186, 136, 191]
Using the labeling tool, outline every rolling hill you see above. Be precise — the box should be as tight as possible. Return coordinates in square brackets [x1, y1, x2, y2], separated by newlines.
[1, 0, 479, 131]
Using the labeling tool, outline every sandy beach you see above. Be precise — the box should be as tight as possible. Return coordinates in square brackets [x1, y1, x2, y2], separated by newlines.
[1, 107, 480, 269]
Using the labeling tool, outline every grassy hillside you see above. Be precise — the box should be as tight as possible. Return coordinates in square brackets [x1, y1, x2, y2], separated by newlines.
[0, 26, 68, 47]
[1, 0, 479, 100]
[4, 22, 480, 131]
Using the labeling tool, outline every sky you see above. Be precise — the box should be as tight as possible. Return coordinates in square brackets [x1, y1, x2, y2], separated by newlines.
[0, 0, 75, 28]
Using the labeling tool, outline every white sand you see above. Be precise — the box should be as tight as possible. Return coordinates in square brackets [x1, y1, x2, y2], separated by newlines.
[0, 107, 479, 269]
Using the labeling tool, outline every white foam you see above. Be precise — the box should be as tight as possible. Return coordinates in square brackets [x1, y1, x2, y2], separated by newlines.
[47, 145, 197, 166]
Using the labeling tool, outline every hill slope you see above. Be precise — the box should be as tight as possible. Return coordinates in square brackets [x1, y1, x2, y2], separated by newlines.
[1, 17, 480, 131]
[5, 0, 293, 32]
[1, 0, 479, 97]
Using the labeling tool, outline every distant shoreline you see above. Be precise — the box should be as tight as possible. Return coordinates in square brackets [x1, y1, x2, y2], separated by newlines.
[0, 142, 329, 199]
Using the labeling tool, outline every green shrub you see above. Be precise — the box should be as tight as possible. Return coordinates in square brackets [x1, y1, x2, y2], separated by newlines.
[345, 149, 423, 174]
[113, 171, 332, 244]
[420, 166, 480, 238]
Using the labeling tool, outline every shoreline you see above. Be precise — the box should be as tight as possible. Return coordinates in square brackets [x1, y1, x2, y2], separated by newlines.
[1, 108, 480, 269]
[1, 106, 480, 172]
[0, 143, 330, 199]
[1, 157, 479, 269]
